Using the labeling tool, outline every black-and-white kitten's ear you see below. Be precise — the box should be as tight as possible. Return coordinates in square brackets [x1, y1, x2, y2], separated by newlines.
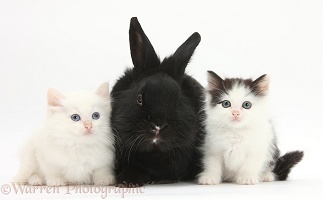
[96, 81, 109, 99]
[165, 32, 201, 81]
[129, 17, 160, 75]
[47, 88, 65, 107]
[207, 71, 223, 91]
[253, 74, 270, 95]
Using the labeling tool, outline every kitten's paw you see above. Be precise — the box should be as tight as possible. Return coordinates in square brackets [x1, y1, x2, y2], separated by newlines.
[12, 181, 27, 185]
[12, 176, 28, 185]
[46, 177, 67, 186]
[197, 175, 221, 185]
[93, 175, 115, 186]
[28, 174, 44, 186]
[262, 172, 275, 182]
[236, 176, 259, 185]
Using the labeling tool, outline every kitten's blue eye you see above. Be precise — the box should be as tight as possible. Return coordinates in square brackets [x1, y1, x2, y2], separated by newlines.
[71, 114, 81, 122]
[242, 101, 252, 109]
[92, 112, 100, 120]
[221, 100, 231, 108]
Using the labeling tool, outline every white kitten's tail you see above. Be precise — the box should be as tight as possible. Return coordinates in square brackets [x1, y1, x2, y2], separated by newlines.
[273, 151, 304, 181]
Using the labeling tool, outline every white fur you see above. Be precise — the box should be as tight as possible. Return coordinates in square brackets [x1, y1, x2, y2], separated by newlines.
[198, 83, 275, 185]
[13, 83, 115, 186]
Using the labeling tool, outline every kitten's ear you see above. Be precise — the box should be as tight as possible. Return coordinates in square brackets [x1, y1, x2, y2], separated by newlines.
[96, 81, 109, 99]
[207, 71, 223, 91]
[253, 74, 270, 95]
[47, 88, 65, 107]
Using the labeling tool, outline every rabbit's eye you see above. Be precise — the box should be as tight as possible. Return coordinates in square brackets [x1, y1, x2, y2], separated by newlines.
[137, 94, 143, 106]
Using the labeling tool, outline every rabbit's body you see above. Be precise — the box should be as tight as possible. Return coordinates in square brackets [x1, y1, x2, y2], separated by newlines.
[111, 18, 205, 186]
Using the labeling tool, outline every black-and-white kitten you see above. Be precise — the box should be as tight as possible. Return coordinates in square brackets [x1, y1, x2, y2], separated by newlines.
[198, 71, 303, 185]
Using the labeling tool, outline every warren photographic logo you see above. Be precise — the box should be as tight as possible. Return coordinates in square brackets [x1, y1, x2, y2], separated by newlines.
[1, 183, 145, 199]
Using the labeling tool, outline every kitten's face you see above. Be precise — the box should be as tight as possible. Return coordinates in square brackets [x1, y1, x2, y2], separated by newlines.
[207, 85, 265, 128]
[47, 82, 110, 138]
[61, 93, 110, 137]
[206, 71, 269, 128]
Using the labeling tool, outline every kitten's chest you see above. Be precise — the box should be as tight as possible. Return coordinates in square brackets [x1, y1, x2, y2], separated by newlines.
[219, 131, 248, 169]
[219, 130, 245, 149]
[220, 131, 249, 158]
[225, 133, 243, 146]
[45, 140, 108, 169]
[64, 144, 106, 164]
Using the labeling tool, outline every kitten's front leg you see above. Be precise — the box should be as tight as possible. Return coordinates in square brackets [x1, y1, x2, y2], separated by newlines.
[262, 169, 275, 182]
[93, 167, 115, 186]
[197, 154, 222, 185]
[41, 165, 67, 186]
[28, 173, 45, 186]
[235, 153, 264, 185]
[40, 161, 67, 186]
[45, 175, 67, 186]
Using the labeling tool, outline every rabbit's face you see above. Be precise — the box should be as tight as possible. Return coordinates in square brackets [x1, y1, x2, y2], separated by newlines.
[131, 74, 183, 151]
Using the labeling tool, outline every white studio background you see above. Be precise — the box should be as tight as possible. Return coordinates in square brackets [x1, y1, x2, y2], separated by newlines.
[0, 0, 322, 199]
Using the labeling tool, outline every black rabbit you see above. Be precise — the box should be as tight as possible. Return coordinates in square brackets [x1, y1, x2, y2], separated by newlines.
[111, 17, 205, 186]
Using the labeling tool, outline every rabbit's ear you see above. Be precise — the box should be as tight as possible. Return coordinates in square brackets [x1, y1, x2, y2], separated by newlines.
[163, 32, 201, 81]
[129, 17, 160, 75]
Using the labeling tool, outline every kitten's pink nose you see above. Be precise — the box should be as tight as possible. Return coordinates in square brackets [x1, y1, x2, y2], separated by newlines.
[84, 121, 92, 130]
[232, 110, 240, 117]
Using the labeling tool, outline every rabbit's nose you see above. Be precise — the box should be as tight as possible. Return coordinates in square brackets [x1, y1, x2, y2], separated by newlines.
[151, 123, 167, 135]
[154, 126, 161, 135]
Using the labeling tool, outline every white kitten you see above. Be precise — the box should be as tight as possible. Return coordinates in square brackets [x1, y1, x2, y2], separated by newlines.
[13, 82, 115, 186]
[198, 71, 279, 185]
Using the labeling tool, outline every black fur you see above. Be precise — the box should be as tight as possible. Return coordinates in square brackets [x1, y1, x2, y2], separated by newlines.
[111, 17, 205, 186]
[274, 151, 304, 180]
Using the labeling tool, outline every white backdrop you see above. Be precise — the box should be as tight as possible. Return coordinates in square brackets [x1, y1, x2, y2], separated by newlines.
[1, 0, 322, 199]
